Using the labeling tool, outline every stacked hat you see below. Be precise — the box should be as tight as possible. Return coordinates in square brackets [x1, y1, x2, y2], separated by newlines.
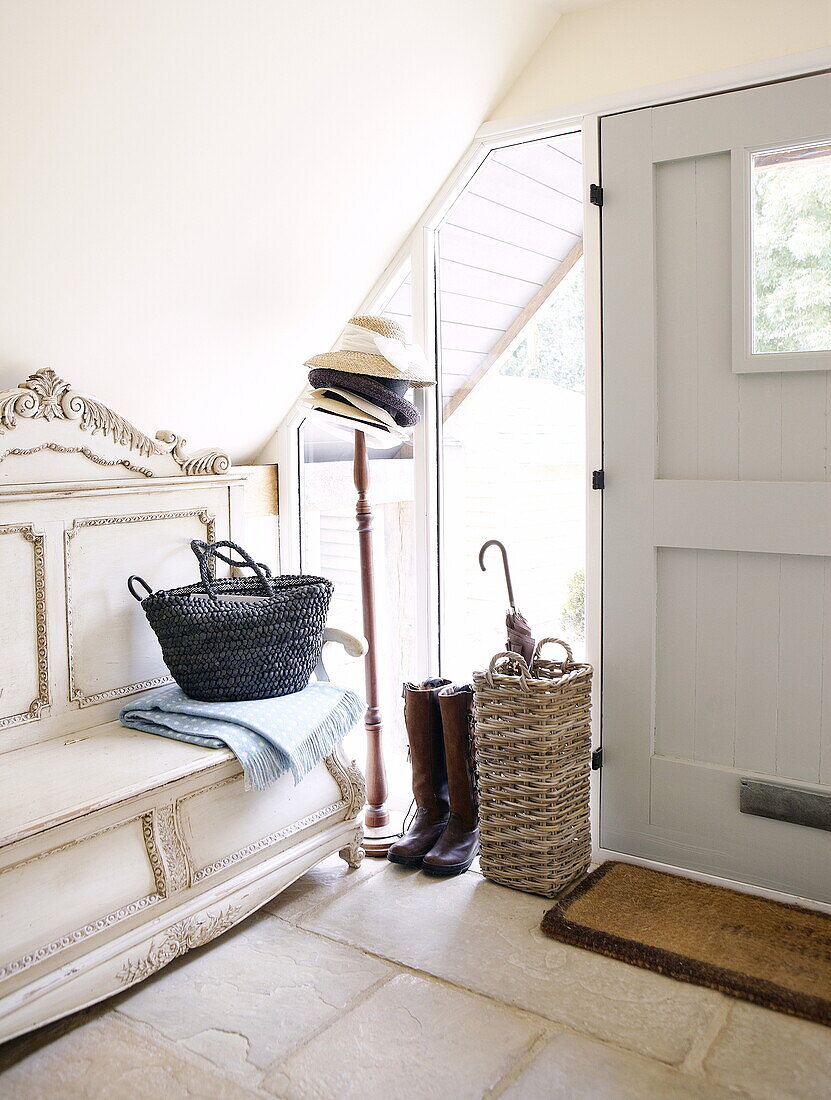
[302, 315, 434, 446]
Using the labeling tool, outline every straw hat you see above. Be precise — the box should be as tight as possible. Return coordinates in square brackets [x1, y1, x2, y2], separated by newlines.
[305, 315, 434, 388]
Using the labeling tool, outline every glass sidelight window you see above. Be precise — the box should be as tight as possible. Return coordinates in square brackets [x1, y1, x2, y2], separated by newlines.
[752, 140, 831, 355]
[282, 129, 589, 806]
[434, 132, 586, 682]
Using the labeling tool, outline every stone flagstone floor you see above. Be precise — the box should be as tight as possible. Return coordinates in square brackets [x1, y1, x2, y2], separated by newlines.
[1, 855, 829, 1099]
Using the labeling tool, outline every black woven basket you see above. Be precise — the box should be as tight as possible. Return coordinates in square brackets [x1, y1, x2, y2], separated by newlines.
[128, 540, 333, 702]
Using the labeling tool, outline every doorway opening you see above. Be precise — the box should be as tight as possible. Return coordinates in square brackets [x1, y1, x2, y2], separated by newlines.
[435, 132, 586, 682]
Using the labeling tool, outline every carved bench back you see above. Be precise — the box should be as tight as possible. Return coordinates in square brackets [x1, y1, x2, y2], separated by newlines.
[0, 370, 245, 752]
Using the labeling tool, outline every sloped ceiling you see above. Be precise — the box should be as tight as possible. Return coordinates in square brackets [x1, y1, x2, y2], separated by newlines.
[491, 0, 831, 123]
[0, 0, 563, 462]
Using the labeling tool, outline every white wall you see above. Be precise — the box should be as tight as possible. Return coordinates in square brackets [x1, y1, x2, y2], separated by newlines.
[492, 0, 831, 122]
[0, 0, 561, 462]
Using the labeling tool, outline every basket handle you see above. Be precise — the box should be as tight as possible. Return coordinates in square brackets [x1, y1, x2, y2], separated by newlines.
[127, 575, 153, 602]
[486, 650, 533, 689]
[193, 541, 273, 578]
[532, 637, 575, 665]
[190, 539, 273, 600]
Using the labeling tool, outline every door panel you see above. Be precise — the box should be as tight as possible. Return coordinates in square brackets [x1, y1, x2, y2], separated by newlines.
[601, 73, 831, 901]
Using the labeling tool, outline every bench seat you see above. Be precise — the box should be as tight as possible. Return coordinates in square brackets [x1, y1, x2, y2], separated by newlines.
[0, 712, 365, 1045]
[0, 723, 235, 849]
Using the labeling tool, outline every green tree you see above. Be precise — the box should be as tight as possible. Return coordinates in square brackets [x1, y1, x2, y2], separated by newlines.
[560, 567, 585, 643]
[500, 259, 585, 392]
[754, 154, 831, 353]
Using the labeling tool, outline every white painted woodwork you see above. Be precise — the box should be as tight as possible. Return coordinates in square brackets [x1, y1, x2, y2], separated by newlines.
[1, 478, 236, 754]
[0, 526, 42, 728]
[653, 481, 831, 556]
[448, 192, 578, 263]
[0, 725, 235, 848]
[0, 370, 367, 1043]
[602, 73, 831, 902]
[382, 273, 414, 343]
[180, 765, 344, 880]
[66, 506, 220, 708]
[1, 819, 156, 968]
[654, 547, 831, 787]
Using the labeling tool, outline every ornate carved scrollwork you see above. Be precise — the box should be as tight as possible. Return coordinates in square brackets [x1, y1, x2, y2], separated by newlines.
[116, 906, 241, 986]
[0, 368, 229, 477]
[142, 806, 191, 897]
[155, 430, 231, 477]
[339, 824, 365, 869]
[324, 751, 367, 820]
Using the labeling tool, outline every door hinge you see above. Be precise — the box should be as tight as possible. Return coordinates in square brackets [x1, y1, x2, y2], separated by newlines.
[592, 469, 605, 490]
[591, 747, 603, 770]
[590, 183, 603, 207]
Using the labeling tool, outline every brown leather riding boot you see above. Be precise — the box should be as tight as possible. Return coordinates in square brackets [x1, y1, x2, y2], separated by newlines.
[422, 684, 479, 877]
[387, 678, 451, 867]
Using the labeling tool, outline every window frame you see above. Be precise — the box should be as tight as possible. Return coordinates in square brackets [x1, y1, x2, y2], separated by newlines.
[731, 134, 831, 374]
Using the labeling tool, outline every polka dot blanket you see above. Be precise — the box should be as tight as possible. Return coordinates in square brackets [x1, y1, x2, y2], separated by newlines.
[119, 681, 363, 790]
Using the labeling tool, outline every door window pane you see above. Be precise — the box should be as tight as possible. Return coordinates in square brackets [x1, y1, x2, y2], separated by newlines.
[752, 141, 831, 354]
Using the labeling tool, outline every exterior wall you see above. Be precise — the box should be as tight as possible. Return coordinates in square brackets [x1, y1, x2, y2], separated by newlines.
[492, 0, 831, 123]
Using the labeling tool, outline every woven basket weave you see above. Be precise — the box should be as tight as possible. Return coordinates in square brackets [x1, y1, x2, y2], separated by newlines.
[472, 638, 593, 898]
[129, 540, 332, 702]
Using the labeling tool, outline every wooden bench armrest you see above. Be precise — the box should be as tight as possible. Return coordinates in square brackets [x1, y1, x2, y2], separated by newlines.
[322, 627, 369, 658]
[316, 627, 368, 682]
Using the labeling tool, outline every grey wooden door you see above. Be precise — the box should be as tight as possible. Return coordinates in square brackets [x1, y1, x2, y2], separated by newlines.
[601, 72, 831, 902]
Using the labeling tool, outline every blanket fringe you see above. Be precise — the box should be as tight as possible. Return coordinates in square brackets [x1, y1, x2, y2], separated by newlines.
[238, 688, 363, 791]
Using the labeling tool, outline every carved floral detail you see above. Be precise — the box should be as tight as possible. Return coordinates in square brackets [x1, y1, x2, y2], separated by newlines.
[0, 368, 229, 477]
[141, 815, 167, 897]
[151, 804, 191, 895]
[117, 906, 241, 985]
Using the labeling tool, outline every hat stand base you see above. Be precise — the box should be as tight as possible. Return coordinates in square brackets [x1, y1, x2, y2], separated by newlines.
[361, 810, 405, 858]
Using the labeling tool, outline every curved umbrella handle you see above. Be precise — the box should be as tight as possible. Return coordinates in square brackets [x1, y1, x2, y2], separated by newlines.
[486, 650, 532, 688]
[478, 539, 516, 609]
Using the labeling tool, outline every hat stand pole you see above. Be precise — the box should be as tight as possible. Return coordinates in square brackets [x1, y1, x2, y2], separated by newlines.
[353, 429, 397, 855]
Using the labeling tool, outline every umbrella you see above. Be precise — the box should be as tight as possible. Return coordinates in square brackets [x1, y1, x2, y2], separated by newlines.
[478, 540, 535, 665]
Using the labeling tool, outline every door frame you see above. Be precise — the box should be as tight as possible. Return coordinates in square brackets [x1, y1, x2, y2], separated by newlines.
[273, 46, 831, 908]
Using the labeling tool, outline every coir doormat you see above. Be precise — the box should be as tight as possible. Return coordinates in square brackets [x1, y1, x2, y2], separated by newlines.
[541, 861, 831, 1026]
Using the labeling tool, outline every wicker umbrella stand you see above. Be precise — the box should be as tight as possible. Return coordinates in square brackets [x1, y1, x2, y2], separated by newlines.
[472, 639, 593, 898]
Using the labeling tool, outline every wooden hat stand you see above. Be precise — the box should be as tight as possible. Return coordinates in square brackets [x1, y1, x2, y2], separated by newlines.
[352, 428, 405, 856]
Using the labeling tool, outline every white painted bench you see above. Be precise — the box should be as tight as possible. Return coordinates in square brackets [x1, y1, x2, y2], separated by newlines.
[0, 369, 366, 1043]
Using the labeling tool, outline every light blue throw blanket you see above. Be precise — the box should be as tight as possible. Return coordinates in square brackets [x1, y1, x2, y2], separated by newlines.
[120, 681, 363, 791]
